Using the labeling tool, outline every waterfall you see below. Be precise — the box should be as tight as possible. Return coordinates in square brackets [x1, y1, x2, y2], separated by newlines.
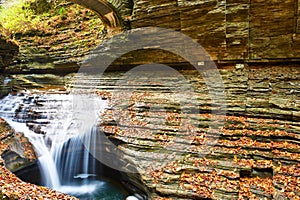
[0, 93, 110, 197]
[4, 117, 61, 188]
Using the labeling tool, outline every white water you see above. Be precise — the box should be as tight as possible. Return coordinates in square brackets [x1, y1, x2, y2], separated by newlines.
[0, 93, 108, 196]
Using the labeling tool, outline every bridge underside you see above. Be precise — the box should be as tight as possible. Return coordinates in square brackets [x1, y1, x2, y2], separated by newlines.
[70, 0, 121, 29]
[70, 0, 133, 31]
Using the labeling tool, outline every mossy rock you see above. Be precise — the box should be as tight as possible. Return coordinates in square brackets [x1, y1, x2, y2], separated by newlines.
[29, 0, 52, 14]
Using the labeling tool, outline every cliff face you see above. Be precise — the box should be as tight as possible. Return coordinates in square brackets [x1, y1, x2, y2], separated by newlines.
[0, 35, 18, 69]
[1, 1, 105, 74]
[0, 110, 79, 199]
[4, 0, 300, 71]
[131, 0, 300, 62]
[93, 64, 300, 199]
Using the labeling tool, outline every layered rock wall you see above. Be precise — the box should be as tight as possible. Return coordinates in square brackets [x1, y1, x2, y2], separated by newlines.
[131, 0, 300, 62]
[0, 36, 18, 69]
[95, 64, 300, 199]
[5, 0, 300, 72]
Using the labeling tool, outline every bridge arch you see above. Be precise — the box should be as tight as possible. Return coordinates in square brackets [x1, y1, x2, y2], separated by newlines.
[69, 0, 133, 31]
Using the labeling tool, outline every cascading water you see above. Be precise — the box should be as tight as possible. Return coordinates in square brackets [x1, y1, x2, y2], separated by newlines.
[0, 92, 129, 199]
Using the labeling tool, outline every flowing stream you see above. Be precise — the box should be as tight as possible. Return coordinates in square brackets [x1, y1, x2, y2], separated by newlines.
[0, 92, 128, 199]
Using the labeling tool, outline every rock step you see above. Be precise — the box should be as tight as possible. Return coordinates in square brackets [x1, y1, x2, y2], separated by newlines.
[88, 67, 300, 199]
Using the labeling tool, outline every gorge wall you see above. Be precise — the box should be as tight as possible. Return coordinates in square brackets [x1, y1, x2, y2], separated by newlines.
[0, 0, 299, 199]
[0, 36, 18, 69]
[131, 0, 300, 62]
[3, 0, 300, 72]
[73, 1, 300, 199]
[95, 65, 300, 199]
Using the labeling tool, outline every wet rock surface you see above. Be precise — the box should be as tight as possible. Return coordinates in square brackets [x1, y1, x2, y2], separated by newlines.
[0, 35, 18, 69]
[0, 87, 148, 198]
[0, 118, 36, 171]
[0, 63, 299, 199]
[72, 65, 299, 199]
[0, 73, 72, 101]
[0, 118, 77, 199]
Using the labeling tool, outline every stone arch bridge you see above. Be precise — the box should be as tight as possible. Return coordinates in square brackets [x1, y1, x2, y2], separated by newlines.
[69, 0, 133, 29]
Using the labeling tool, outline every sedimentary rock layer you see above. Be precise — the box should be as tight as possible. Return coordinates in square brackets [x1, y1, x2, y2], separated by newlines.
[131, 0, 300, 62]
[88, 64, 300, 199]
[0, 36, 18, 69]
